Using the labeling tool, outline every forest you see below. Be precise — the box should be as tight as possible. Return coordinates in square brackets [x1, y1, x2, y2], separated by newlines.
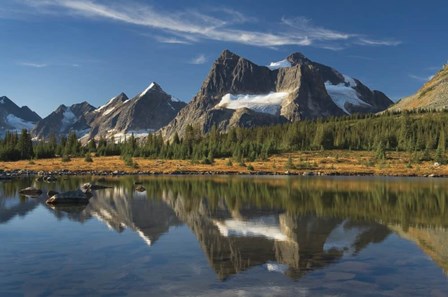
[0, 110, 447, 164]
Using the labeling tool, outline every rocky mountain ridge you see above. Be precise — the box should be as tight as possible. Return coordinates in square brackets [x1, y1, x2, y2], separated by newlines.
[2, 50, 394, 141]
[161, 50, 393, 140]
[32, 82, 186, 141]
[388, 64, 448, 111]
[0, 96, 42, 137]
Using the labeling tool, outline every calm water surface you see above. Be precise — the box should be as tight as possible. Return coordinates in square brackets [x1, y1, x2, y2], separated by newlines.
[1, 176, 448, 296]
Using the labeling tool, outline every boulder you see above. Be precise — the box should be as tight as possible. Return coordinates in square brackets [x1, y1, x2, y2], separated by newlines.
[46, 189, 92, 205]
[19, 187, 42, 196]
[47, 190, 59, 197]
[81, 183, 111, 191]
[135, 185, 146, 192]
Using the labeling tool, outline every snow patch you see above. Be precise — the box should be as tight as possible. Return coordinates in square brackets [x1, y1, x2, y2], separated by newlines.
[60, 108, 77, 131]
[136, 229, 152, 247]
[102, 107, 116, 116]
[216, 92, 289, 115]
[324, 81, 370, 114]
[171, 96, 181, 102]
[5, 114, 35, 131]
[342, 74, 357, 87]
[96, 95, 119, 113]
[265, 262, 288, 274]
[167, 102, 175, 111]
[75, 128, 90, 140]
[323, 220, 367, 254]
[0, 98, 5, 104]
[214, 216, 289, 241]
[267, 59, 292, 70]
[107, 129, 154, 143]
[140, 82, 155, 97]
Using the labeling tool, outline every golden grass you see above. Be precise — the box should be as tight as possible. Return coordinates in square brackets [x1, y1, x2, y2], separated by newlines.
[0, 150, 447, 176]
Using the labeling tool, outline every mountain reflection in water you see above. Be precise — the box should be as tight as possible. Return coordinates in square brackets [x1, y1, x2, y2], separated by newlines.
[1, 176, 448, 283]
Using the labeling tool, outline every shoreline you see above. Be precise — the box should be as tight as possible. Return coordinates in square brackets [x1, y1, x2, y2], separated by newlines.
[0, 169, 445, 179]
[1, 152, 447, 178]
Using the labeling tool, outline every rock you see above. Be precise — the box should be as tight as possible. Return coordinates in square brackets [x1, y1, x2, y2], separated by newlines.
[19, 187, 42, 196]
[81, 183, 111, 191]
[135, 185, 146, 192]
[434, 162, 441, 167]
[47, 190, 59, 197]
[46, 189, 92, 205]
[43, 175, 57, 182]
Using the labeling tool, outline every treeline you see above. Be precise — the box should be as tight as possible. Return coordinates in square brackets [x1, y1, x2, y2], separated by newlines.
[1, 110, 448, 162]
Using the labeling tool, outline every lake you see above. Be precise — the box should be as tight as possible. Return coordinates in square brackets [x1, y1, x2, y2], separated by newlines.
[1, 175, 448, 296]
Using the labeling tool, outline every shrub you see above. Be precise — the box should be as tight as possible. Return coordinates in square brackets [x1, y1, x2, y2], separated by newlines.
[84, 154, 93, 163]
[61, 155, 71, 162]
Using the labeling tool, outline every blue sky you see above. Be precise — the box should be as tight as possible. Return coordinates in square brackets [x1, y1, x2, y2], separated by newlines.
[0, 0, 447, 117]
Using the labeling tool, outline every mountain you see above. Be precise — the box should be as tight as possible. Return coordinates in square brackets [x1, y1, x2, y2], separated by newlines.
[161, 50, 393, 139]
[32, 101, 96, 139]
[84, 82, 186, 141]
[0, 96, 41, 136]
[32, 82, 186, 141]
[388, 64, 448, 111]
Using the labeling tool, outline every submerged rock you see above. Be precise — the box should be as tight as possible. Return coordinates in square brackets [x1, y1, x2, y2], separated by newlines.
[81, 183, 111, 191]
[47, 190, 59, 197]
[44, 175, 57, 182]
[135, 185, 146, 192]
[19, 187, 42, 196]
[46, 189, 92, 205]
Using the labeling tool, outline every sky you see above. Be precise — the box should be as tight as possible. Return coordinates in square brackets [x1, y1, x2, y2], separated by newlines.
[0, 0, 447, 117]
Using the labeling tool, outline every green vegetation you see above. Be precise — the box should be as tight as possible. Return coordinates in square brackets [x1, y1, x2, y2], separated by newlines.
[1, 110, 448, 163]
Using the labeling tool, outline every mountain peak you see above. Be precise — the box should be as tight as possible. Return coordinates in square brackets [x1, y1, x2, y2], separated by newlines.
[0, 96, 15, 105]
[216, 49, 241, 64]
[287, 52, 310, 65]
[140, 82, 163, 97]
[117, 92, 128, 99]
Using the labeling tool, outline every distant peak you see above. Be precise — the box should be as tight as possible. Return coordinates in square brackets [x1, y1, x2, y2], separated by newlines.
[286, 52, 310, 65]
[0, 96, 11, 104]
[217, 49, 240, 61]
[55, 104, 68, 113]
[140, 82, 163, 97]
[117, 92, 128, 99]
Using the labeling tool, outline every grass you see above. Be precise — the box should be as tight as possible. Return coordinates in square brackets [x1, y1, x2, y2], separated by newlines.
[0, 150, 447, 176]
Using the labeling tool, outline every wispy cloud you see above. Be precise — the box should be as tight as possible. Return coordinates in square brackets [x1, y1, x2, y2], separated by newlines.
[357, 38, 402, 46]
[18, 62, 48, 68]
[17, 61, 81, 68]
[189, 54, 207, 65]
[409, 74, 434, 82]
[15, 0, 401, 49]
[154, 36, 192, 45]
